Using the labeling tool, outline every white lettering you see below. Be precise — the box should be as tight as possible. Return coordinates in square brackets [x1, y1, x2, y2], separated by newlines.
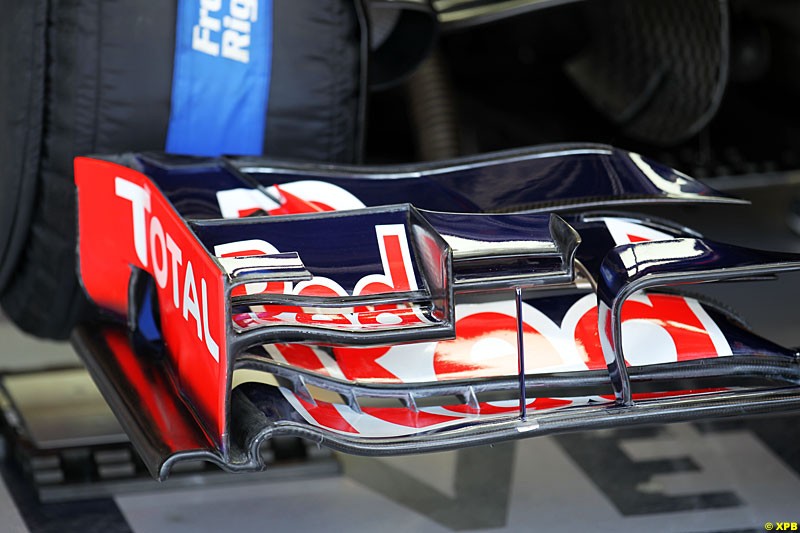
[192, 26, 219, 56]
[202, 279, 220, 361]
[182, 261, 202, 340]
[223, 15, 250, 34]
[221, 29, 250, 63]
[191, 0, 256, 62]
[201, 0, 222, 11]
[150, 216, 168, 289]
[115, 178, 151, 268]
[230, 0, 258, 22]
[199, 6, 221, 31]
[166, 234, 183, 308]
[117, 176, 221, 364]
[192, 0, 222, 56]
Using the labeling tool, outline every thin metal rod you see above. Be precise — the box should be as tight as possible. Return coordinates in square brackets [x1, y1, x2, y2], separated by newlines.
[515, 287, 526, 421]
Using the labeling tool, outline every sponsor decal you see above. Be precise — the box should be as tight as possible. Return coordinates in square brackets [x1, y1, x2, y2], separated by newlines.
[116, 178, 221, 362]
[211, 182, 735, 436]
[602, 216, 674, 245]
[86, 170, 740, 440]
[216, 181, 366, 218]
[76, 159, 228, 440]
[221, 223, 431, 332]
[269, 292, 731, 385]
[167, 0, 272, 156]
[190, 0, 261, 63]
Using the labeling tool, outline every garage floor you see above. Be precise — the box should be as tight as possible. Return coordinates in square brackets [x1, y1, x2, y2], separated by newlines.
[1, 179, 799, 532]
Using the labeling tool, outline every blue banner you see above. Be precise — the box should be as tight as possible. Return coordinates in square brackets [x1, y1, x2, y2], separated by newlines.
[167, 0, 272, 156]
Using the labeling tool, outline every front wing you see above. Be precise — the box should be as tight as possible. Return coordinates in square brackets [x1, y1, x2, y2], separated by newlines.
[73, 146, 800, 479]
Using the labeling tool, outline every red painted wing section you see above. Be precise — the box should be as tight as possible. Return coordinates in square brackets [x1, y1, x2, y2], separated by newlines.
[75, 158, 229, 445]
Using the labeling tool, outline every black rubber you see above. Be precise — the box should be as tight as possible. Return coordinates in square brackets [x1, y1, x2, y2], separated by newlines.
[1, 1, 176, 339]
[0, 0, 366, 339]
[566, 0, 729, 146]
[0, 1, 46, 306]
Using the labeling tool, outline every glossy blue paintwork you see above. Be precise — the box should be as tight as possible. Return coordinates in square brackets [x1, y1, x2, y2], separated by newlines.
[133, 149, 800, 407]
[191, 206, 422, 294]
[420, 211, 554, 246]
[135, 144, 744, 220]
[191, 207, 571, 298]
[596, 238, 800, 404]
[597, 238, 800, 308]
[73, 148, 800, 479]
[520, 290, 794, 361]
